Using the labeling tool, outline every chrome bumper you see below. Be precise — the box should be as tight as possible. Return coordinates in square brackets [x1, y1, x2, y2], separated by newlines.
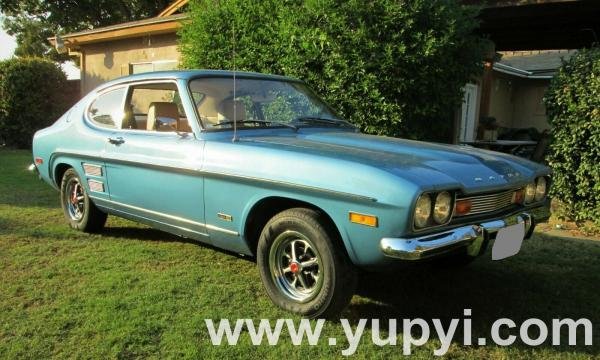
[380, 205, 550, 260]
[28, 163, 39, 175]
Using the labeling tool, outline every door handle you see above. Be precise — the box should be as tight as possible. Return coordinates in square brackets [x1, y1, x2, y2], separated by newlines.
[108, 137, 125, 145]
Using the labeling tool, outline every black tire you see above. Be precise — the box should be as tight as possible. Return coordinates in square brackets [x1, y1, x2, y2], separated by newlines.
[60, 168, 107, 232]
[257, 208, 356, 319]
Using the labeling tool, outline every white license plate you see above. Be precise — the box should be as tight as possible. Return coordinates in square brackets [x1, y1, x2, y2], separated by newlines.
[492, 222, 525, 260]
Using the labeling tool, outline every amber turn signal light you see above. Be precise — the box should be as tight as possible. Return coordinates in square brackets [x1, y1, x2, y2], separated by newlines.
[512, 189, 525, 204]
[454, 200, 472, 216]
[349, 212, 378, 227]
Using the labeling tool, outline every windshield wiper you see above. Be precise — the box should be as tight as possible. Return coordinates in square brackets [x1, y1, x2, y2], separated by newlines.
[292, 116, 357, 130]
[212, 120, 297, 131]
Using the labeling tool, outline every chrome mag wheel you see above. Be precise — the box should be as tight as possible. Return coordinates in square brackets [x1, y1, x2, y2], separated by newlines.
[269, 230, 323, 303]
[65, 177, 85, 221]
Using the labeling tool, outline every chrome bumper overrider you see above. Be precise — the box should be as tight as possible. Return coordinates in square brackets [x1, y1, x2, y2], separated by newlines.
[28, 163, 39, 175]
[380, 205, 550, 260]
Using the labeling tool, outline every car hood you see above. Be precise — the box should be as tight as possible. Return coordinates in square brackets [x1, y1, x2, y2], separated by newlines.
[235, 131, 548, 193]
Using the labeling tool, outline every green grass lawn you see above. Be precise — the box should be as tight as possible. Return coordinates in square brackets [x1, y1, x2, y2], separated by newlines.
[1, 149, 599, 359]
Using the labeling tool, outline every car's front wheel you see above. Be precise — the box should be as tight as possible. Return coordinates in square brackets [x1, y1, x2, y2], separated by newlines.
[60, 168, 107, 232]
[257, 208, 356, 318]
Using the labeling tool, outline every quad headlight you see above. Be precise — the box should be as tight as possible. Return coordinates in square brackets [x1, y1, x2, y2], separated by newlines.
[535, 177, 547, 201]
[433, 191, 453, 224]
[414, 191, 454, 229]
[525, 177, 548, 204]
[524, 182, 536, 204]
[414, 194, 432, 228]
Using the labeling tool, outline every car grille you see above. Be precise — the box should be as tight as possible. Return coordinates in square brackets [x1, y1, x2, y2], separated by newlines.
[456, 189, 516, 217]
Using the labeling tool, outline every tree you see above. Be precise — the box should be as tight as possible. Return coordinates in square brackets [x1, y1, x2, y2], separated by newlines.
[544, 47, 600, 227]
[0, 0, 173, 61]
[0, 58, 71, 148]
[179, 0, 489, 141]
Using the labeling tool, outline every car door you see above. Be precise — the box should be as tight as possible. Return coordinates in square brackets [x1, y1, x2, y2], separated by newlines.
[101, 79, 208, 242]
[80, 86, 129, 203]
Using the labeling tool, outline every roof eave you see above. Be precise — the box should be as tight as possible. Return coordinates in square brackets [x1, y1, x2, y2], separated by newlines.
[48, 14, 187, 49]
[493, 62, 554, 79]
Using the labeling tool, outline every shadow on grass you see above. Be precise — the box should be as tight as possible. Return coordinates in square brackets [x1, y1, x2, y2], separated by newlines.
[102, 226, 193, 244]
[350, 242, 600, 355]
[101, 226, 255, 261]
[97, 224, 599, 355]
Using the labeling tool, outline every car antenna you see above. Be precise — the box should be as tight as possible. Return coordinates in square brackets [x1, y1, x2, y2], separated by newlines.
[232, 15, 238, 143]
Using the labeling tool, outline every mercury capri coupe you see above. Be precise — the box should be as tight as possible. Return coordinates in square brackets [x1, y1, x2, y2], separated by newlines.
[31, 70, 551, 318]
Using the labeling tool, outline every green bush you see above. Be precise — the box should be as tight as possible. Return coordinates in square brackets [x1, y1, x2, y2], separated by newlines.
[544, 47, 600, 226]
[179, 0, 488, 141]
[0, 57, 70, 149]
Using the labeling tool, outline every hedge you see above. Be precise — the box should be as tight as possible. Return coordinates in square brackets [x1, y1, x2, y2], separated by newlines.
[0, 57, 70, 149]
[544, 47, 600, 226]
[179, 0, 489, 141]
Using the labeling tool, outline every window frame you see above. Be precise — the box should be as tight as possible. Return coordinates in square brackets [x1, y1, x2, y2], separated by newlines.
[129, 60, 178, 75]
[85, 85, 129, 130]
[85, 79, 197, 138]
[187, 74, 335, 133]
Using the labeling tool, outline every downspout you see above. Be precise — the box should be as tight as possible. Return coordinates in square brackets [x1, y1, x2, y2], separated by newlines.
[68, 47, 85, 97]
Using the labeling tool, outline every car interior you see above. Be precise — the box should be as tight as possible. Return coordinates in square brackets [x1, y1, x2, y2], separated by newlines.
[122, 83, 193, 133]
[188, 77, 322, 128]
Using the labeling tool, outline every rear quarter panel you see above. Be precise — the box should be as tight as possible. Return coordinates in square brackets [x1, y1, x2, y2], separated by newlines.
[33, 97, 109, 199]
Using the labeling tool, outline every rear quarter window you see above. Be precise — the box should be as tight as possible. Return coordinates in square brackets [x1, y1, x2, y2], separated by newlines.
[87, 87, 126, 129]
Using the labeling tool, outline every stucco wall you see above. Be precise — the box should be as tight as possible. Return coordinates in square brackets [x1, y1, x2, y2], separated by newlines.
[488, 72, 550, 131]
[512, 79, 550, 130]
[80, 33, 180, 94]
[488, 72, 515, 128]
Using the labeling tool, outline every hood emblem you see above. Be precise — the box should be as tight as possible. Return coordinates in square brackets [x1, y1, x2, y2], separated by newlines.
[474, 172, 520, 183]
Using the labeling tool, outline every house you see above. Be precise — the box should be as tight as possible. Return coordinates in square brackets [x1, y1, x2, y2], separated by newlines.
[456, 50, 576, 143]
[49, 0, 188, 95]
[50, 0, 599, 144]
[455, 0, 598, 143]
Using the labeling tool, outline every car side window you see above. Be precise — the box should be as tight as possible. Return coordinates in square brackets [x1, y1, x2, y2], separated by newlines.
[123, 82, 192, 133]
[87, 87, 126, 129]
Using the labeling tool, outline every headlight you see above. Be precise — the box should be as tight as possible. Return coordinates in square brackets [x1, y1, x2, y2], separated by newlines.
[524, 182, 536, 204]
[433, 191, 452, 224]
[414, 194, 432, 228]
[535, 177, 547, 201]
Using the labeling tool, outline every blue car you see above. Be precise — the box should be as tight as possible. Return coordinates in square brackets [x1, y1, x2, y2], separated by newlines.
[31, 70, 551, 318]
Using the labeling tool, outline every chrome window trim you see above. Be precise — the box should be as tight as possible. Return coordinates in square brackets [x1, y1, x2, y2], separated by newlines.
[85, 84, 129, 131]
[186, 74, 340, 133]
[84, 79, 197, 138]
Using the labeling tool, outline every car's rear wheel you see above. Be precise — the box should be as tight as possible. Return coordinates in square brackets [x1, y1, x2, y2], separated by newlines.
[257, 208, 356, 318]
[60, 168, 107, 232]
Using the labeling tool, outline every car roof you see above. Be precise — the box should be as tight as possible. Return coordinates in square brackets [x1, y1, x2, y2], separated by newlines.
[98, 69, 303, 91]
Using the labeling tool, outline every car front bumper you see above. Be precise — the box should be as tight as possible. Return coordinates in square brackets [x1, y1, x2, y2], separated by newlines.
[380, 204, 551, 260]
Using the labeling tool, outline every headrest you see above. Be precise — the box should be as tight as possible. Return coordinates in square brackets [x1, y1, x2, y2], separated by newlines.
[147, 102, 179, 131]
[218, 100, 246, 123]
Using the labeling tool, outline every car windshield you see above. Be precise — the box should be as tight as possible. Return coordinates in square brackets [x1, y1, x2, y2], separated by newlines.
[188, 76, 346, 130]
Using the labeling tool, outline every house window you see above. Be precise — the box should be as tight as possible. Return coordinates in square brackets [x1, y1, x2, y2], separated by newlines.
[129, 60, 178, 74]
